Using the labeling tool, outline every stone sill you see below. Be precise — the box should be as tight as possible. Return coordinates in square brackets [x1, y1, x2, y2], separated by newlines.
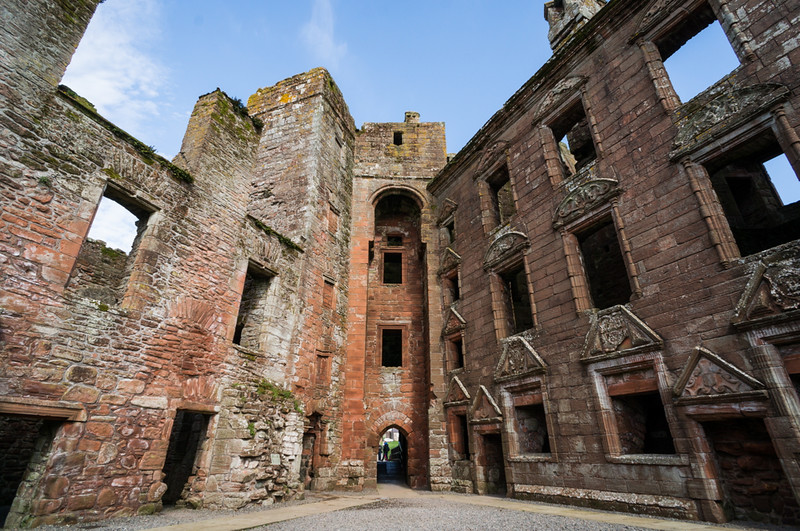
[605, 454, 688, 466]
[508, 454, 554, 463]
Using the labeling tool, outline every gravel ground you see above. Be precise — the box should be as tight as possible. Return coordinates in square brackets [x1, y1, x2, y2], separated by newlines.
[260, 497, 647, 531]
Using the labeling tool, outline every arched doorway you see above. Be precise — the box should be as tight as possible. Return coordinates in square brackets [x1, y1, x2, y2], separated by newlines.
[376, 426, 408, 484]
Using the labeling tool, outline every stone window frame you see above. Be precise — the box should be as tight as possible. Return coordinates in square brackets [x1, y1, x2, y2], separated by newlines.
[486, 249, 537, 340]
[675, 108, 800, 265]
[587, 352, 687, 465]
[445, 404, 471, 463]
[441, 266, 461, 308]
[377, 322, 408, 369]
[476, 158, 519, 236]
[635, 0, 755, 114]
[538, 89, 603, 189]
[498, 374, 557, 463]
[382, 250, 403, 284]
[444, 329, 466, 374]
[558, 204, 640, 313]
[231, 259, 277, 355]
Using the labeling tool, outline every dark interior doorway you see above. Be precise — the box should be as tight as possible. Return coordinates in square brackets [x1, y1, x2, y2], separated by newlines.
[161, 411, 210, 505]
[300, 413, 322, 490]
[0, 415, 58, 528]
[377, 427, 407, 484]
[480, 433, 507, 495]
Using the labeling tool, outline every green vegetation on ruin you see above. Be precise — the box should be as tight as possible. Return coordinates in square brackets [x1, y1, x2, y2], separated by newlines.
[248, 216, 304, 252]
[58, 85, 196, 184]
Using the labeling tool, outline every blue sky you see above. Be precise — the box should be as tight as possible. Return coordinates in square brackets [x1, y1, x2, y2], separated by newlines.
[62, 0, 798, 251]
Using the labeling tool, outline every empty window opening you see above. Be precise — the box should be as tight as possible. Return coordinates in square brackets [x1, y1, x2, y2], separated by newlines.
[383, 252, 403, 284]
[612, 391, 675, 454]
[550, 101, 596, 175]
[702, 419, 799, 525]
[576, 217, 631, 309]
[381, 328, 403, 367]
[704, 132, 800, 255]
[233, 266, 273, 349]
[68, 188, 153, 305]
[0, 416, 58, 528]
[449, 413, 471, 461]
[443, 271, 460, 305]
[444, 220, 456, 244]
[161, 411, 210, 506]
[377, 427, 408, 484]
[478, 433, 506, 495]
[514, 404, 550, 454]
[499, 264, 533, 335]
[447, 335, 464, 370]
[657, 3, 740, 102]
[393, 131, 403, 146]
[487, 166, 516, 227]
[386, 235, 403, 247]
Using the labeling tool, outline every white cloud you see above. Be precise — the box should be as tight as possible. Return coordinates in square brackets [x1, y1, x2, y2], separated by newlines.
[61, 0, 167, 136]
[87, 197, 139, 253]
[301, 0, 347, 69]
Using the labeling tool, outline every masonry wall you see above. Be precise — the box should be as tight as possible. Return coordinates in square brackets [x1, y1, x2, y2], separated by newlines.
[429, 0, 800, 524]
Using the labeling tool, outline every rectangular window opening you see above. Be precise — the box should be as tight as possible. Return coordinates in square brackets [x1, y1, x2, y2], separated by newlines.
[383, 252, 403, 284]
[393, 131, 403, 146]
[487, 166, 516, 227]
[499, 264, 533, 335]
[576, 217, 631, 309]
[514, 404, 550, 454]
[381, 328, 403, 367]
[443, 271, 460, 305]
[69, 187, 153, 306]
[657, 3, 740, 102]
[450, 412, 470, 461]
[445, 220, 456, 244]
[704, 132, 800, 255]
[386, 235, 403, 247]
[233, 266, 273, 349]
[550, 101, 596, 175]
[448, 336, 464, 371]
[612, 391, 675, 455]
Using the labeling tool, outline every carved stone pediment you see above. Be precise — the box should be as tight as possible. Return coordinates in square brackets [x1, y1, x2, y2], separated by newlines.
[494, 336, 547, 382]
[444, 376, 470, 405]
[470, 385, 502, 423]
[533, 76, 587, 121]
[552, 178, 620, 229]
[483, 231, 530, 270]
[437, 199, 458, 225]
[476, 141, 510, 177]
[674, 347, 766, 404]
[733, 256, 800, 329]
[443, 308, 466, 336]
[440, 247, 461, 274]
[670, 83, 789, 161]
[581, 306, 663, 363]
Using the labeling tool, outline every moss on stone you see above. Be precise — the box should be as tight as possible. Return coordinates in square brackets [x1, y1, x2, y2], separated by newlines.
[248, 216, 304, 252]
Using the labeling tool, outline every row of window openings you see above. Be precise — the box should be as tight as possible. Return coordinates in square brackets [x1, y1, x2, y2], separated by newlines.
[450, 388, 674, 460]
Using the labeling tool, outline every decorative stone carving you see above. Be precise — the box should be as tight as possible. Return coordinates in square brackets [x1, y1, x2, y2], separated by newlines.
[439, 247, 461, 274]
[581, 305, 663, 362]
[444, 376, 470, 405]
[674, 347, 766, 404]
[483, 231, 530, 270]
[534, 76, 587, 120]
[552, 178, 620, 229]
[669, 83, 789, 161]
[476, 141, 510, 177]
[443, 308, 466, 336]
[733, 254, 800, 328]
[470, 385, 502, 422]
[494, 336, 547, 382]
[437, 198, 458, 225]
[631, 0, 682, 40]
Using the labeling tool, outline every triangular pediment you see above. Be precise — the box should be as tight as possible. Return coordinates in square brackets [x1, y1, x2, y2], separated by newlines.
[673, 347, 766, 404]
[444, 376, 470, 405]
[483, 231, 530, 270]
[552, 178, 620, 229]
[443, 308, 466, 336]
[470, 385, 502, 423]
[630, 0, 682, 41]
[581, 305, 663, 363]
[494, 336, 547, 382]
[733, 258, 800, 329]
[476, 141, 510, 176]
[440, 247, 461, 274]
[533, 76, 587, 121]
[437, 199, 458, 225]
